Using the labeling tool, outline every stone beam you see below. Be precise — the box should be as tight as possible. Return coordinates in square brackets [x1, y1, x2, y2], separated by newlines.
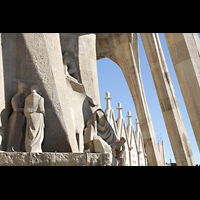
[140, 33, 195, 166]
[97, 33, 162, 165]
[164, 33, 200, 153]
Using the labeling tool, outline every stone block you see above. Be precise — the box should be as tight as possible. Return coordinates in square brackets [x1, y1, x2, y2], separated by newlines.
[13, 152, 29, 166]
[29, 153, 44, 166]
[86, 153, 113, 166]
[93, 136, 112, 154]
[54, 153, 87, 166]
[0, 152, 14, 166]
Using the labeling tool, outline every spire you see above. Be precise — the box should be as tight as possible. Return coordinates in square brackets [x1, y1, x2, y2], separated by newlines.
[117, 102, 123, 119]
[126, 111, 132, 126]
[105, 91, 112, 111]
[126, 111, 133, 146]
[135, 118, 140, 132]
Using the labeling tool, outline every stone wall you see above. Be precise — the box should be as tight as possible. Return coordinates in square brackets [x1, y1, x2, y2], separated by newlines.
[0, 152, 116, 166]
[0, 33, 94, 152]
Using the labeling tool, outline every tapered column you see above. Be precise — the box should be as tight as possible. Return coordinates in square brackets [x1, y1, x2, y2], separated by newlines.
[164, 33, 200, 152]
[140, 33, 195, 166]
[78, 34, 101, 107]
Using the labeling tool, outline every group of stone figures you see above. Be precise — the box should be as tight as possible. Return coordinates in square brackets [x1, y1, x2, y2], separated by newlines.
[6, 82, 125, 164]
[6, 83, 45, 153]
[5, 50, 126, 165]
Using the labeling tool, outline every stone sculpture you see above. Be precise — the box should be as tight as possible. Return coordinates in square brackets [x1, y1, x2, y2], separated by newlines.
[84, 108, 126, 161]
[24, 85, 45, 153]
[63, 51, 80, 82]
[6, 82, 27, 152]
[1, 33, 199, 166]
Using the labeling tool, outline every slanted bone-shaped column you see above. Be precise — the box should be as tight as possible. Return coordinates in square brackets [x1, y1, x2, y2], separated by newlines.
[164, 33, 200, 153]
[140, 33, 195, 166]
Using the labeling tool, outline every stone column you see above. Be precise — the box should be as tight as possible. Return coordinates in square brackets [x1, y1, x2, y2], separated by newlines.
[78, 34, 101, 108]
[140, 33, 195, 166]
[113, 34, 162, 165]
[164, 33, 200, 153]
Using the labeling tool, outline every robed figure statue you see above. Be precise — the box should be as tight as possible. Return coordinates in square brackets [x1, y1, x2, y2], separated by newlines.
[7, 82, 27, 152]
[24, 85, 45, 152]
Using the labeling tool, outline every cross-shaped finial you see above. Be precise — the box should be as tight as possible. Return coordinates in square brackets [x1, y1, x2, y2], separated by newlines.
[117, 102, 123, 119]
[135, 118, 140, 131]
[126, 111, 132, 126]
[105, 91, 112, 110]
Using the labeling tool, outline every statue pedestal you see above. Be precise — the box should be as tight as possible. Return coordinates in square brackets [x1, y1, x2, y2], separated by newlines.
[0, 152, 117, 166]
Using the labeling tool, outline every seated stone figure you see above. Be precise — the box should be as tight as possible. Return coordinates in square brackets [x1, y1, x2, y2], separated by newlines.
[7, 82, 27, 152]
[24, 85, 45, 153]
[84, 108, 126, 160]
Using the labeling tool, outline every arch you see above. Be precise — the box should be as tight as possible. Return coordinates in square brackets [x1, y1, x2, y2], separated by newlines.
[96, 33, 162, 166]
[97, 57, 137, 121]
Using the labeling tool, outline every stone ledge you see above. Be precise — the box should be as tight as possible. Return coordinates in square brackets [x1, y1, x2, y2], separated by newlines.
[0, 152, 117, 166]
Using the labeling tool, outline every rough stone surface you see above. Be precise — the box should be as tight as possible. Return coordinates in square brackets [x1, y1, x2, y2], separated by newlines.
[0, 33, 95, 153]
[165, 33, 200, 153]
[0, 152, 116, 166]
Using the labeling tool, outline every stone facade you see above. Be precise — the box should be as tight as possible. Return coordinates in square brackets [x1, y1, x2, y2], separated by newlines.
[0, 33, 199, 166]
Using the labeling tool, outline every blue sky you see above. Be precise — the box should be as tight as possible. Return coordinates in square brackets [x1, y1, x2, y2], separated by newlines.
[97, 33, 200, 164]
